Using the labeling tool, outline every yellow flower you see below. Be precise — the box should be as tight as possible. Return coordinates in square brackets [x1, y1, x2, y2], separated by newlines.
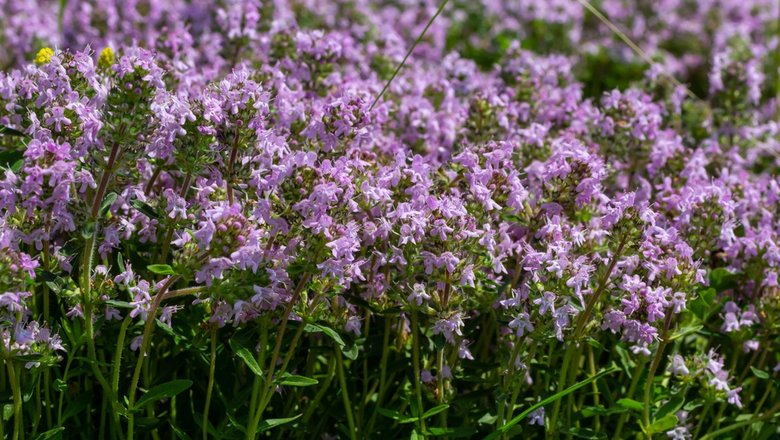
[98, 47, 115, 70]
[34, 47, 55, 65]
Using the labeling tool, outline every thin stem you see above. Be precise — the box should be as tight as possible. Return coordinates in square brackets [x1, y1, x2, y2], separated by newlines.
[127, 275, 181, 439]
[82, 240, 120, 434]
[551, 235, 628, 433]
[226, 130, 240, 205]
[159, 173, 192, 264]
[699, 401, 780, 440]
[436, 348, 446, 425]
[112, 316, 131, 403]
[336, 349, 358, 440]
[144, 165, 163, 195]
[643, 311, 674, 435]
[410, 310, 427, 437]
[57, 355, 75, 424]
[90, 141, 121, 218]
[42, 239, 53, 427]
[574, 235, 628, 337]
[694, 403, 712, 439]
[301, 356, 337, 429]
[366, 316, 393, 435]
[6, 357, 23, 440]
[588, 345, 601, 431]
[82, 136, 124, 435]
[576, 0, 700, 101]
[248, 318, 269, 426]
[162, 286, 206, 301]
[203, 326, 218, 440]
[111, 316, 131, 440]
[369, 0, 450, 111]
[246, 273, 311, 439]
[615, 359, 646, 438]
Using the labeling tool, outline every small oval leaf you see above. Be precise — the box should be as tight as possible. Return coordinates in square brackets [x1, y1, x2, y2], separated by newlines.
[147, 264, 176, 275]
[134, 379, 193, 409]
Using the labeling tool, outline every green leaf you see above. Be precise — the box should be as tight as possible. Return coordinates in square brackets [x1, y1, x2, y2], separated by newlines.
[53, 379, 68, 392]
[81, 221, 96, 239]
[656, 394, 685, 420]
[99, 192, 118, 217]
[669, 325, 702, 341]
[62, 393, 91, 422]
[131, 199, 159, 219]
[485, 366, 620, 439]
[422, 404, 449, 419]
[105, 300, 134, 309]
[147, 264, 176, 275]
[647, 414, 679, 434]
[304, 323, 345, 346]
[171, 424, 193, 440]
[581, 405, 626, 417]
[11, 159, 23, 172]
[34, 427, 65, 440]
[342, 343, 359, 360]
[586, 337, 605, 351]
[617, 398, 644, 411]
[0, 125, 27, 137]
[257, 414, 301, 432]
[689, 288, 717, 320]
[426, 426, 476, 437]
[376, 408, 418, 424]
[565, 427, 608, 439]
[710, 268, 738, 292]
[303, 323, 358, 359]
[134, 379, 193, 409]
[229, 339, 263, 377]
[0, 150, 23, 170]
[275, 373, 317, 387]
[117, 253, 126, 273]
[751, 367, 770, 380]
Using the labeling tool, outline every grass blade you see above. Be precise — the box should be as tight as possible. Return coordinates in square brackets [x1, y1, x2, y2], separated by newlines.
[485, 365, 620, 439]
[369, 0, 450, 111]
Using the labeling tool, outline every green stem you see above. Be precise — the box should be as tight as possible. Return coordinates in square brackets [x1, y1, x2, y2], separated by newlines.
[161, 286, 206, 301]
[226, 132, 240, 205]
[112, 316, 132, 404]
[42, 239, 53, 428]
[587, 345, 601, 431]
[336, 349, 358, 440]
[551, 236, 628, 434]
[126, 275, 180, 439]
[615, 360, 646, 438]
[369, 0, 450, 111]
[643, 311, 674, 437]
[699, 401, 780, 440]
[6, 357, 23, 440]
[203, 326, 218, 440]
[498, 341, 524, 434]
[248, 318, 269, 422]
[301, 356, 337, 430]
[246, 273, 311, 439]
[366, 316, 393, 435]
[694, 403, 712, 439]
[82, 236, 120, 434]
[411, 310, 427, 437]
[57, 355, 74, 425]
[436, 348, 446, 427]
[111, 316, 130, 440]
[159, 173, 192, 264]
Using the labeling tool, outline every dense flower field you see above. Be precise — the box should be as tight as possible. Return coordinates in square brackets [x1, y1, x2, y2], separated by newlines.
[1, 0, 779, 439]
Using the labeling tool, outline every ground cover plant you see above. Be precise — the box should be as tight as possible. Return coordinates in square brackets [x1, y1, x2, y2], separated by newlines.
[0, 0, 779, 439]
